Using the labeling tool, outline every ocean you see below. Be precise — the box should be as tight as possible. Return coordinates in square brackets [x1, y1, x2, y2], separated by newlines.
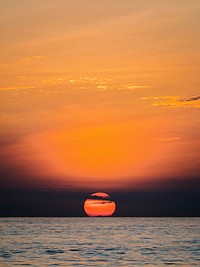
[0, 218, 199, 266]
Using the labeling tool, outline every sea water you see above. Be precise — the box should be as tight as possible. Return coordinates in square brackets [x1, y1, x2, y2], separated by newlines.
[0, 218, 199, 266]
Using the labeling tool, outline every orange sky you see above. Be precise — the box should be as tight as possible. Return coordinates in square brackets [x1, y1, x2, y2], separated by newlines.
[0, 0, 200, 191]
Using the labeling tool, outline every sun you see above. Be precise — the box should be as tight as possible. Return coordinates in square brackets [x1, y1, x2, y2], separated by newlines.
[84, 192, 116, 217]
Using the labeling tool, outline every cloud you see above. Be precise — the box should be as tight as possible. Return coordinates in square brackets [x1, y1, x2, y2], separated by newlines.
[180, 95, 200, 102]
[121, 84, 152, 90]
[0, 86, 35, 91]
[42, 77, 67, 85]
[141, 95, 200, 109]
[0, 63, 8, 67]
[41, 76, 152, 93]
[24, 56, 46, 61]
[155, 137, 181, 142]
[97, 85, 108, 91]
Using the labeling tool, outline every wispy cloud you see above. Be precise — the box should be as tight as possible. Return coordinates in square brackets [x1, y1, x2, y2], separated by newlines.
[24, 56, 46, 61]
[0, 63, 8, 67]
[42, 77, 67, 85]
[155, 137, 181, 142]
[41, 76, 152, 93]
[97, 85, 108, 91]
[120, 84, 152, 90]
[180, 95, 200, 102]
[0, 86, 35, 91]
[141, 95, 200, 109]
[13, 56, 47, 66]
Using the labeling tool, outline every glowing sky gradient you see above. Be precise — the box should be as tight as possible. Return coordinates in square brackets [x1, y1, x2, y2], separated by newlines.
[0, 0, 200, 191]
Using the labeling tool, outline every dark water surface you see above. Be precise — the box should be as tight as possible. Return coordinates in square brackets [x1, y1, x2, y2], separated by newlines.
[0, 218, 199, 266]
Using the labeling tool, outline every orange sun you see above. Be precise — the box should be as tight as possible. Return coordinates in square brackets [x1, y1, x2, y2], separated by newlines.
[84, 192, 116, 217]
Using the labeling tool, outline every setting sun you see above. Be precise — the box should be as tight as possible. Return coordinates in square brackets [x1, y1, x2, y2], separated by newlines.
[84, 192, 116, 217]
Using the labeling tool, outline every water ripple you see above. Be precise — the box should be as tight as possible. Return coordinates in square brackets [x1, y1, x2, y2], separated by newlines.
[0, 218, 200, 266]
[45, 249, 64, 255]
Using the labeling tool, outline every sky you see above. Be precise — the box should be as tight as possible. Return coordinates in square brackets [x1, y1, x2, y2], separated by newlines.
[0, 1, 200, 216]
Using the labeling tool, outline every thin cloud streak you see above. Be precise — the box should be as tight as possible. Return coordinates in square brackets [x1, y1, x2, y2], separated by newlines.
[142, 95, 200, 109]
[0, 86, 35, 91]
[180, 95, 200, 102]
[155, 137, 181, 142]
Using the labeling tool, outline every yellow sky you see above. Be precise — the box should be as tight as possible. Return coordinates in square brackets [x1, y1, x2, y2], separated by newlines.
[1, 1, 200, 190]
